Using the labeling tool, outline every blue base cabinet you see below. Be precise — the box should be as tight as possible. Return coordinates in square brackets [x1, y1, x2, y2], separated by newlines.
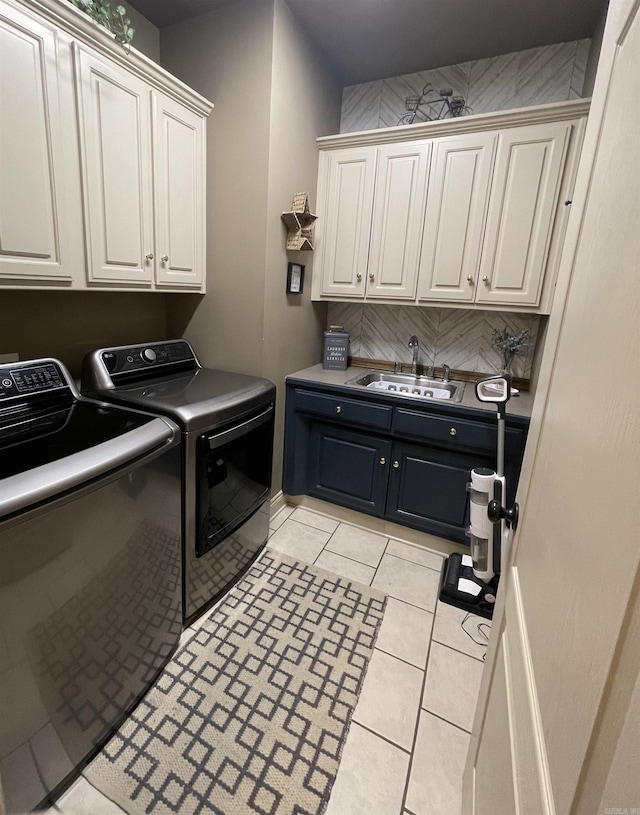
[308, 423, 392, 515]
[386, 440, 494, 541]
[283, 379, 529, 545]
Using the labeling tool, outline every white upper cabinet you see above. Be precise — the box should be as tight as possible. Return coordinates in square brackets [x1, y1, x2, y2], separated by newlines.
[313, 102, 587, 313]
[314, 142, 431, 301]
[153, 93, 205, 289]
[418, 132, 497, 302]
[476, 122, 571, 307]
[316, 147, 376, 298]
[367, 142, 431, 300]
[0, 3, 79, 282]
[0, 0, 212, 292]
[75, 46, 154, 285]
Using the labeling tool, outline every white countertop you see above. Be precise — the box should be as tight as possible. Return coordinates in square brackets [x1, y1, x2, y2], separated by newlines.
[286, 364, 534, 418]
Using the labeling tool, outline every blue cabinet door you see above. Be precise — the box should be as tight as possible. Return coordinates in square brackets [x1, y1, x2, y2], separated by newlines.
[386, 440, 494, 542]
[307, 422, 392, 516]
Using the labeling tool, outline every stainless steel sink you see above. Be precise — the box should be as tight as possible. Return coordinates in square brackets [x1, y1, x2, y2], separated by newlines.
[345, 370, 465, 403]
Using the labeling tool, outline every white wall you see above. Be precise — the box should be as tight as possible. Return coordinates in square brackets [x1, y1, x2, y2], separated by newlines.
[262, 0, 342, 485]
[162, 0, 342, 487]
[122, 1, 160, 63]
[162, 0, 275, 375]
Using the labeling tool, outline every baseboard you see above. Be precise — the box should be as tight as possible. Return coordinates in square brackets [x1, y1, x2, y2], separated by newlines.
[269, 490, 287, 518]
[281, 494, 463, 560]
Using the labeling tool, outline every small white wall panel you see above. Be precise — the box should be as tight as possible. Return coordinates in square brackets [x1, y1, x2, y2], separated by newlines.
[75, 46, 153, 284]
[0, 7, 70, 279]
[473, 642, 518, 815]
[418, 133, 496, 302]
[477, 123, 570, 306]
[502, 573, 553, 815]
[154, 94, 204, 288]
[367, 143, 430, 299]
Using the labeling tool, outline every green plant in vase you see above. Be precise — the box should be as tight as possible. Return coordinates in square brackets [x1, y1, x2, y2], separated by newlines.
[491, 328, 532, 377]
[66, 0, 135, 50]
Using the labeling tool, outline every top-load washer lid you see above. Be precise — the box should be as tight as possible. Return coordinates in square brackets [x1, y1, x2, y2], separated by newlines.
[0, 359, 178, 519]
[82, 341, 276, 433]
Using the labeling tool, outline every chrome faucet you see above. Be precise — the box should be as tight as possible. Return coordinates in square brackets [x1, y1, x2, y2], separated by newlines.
[408, 336, 420, 375]
[441, 363, 451, 383]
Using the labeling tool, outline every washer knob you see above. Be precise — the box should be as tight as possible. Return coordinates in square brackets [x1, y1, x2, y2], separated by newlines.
[141, 348, 157, 363]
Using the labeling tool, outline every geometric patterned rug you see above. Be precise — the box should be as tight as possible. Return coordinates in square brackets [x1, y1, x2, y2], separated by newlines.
[85, 549, 386, 815]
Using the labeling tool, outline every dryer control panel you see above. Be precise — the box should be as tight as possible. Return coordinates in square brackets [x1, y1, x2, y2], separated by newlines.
[82, 341, 198, 390]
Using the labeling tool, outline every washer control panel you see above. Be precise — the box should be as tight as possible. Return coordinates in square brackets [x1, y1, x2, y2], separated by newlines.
[100, 341, 196, 378]
[0, 361, 67, 401]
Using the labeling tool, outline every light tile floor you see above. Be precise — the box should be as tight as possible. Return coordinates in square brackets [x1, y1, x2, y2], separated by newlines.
[45, 505, 490, 815]
[269, 506, 492, 815]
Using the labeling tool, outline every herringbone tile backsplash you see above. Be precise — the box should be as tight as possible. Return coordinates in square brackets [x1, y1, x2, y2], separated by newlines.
[327, 303, 540, 379]
[341, 39, 590, 133]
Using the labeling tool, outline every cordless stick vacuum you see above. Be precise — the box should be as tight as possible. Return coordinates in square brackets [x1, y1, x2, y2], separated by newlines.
[439, 375, 520, 620]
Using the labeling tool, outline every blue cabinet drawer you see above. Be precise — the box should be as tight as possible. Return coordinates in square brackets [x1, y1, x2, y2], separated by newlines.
[393, 408, 501, 451]
[294, 389, 393, 430]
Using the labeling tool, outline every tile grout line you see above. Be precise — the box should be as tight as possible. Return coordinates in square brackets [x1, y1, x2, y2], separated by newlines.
[384, 550, 445, 574]
[321, 545, 381, 573]
[368, 534, 392, 587]
[348, 720, 413, 757]
[431, 635, 488, 664]
[420, 708, 473, 736]
[374, 645, 428, 673]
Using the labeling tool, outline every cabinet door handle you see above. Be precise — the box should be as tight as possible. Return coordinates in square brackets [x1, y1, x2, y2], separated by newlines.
[393, 460, 399, 468]
[450, 427, 457, 436]
[466, 275, 473, 283]
[369, 273, 375, 281]
[161, 255, 169, 263]
[356, 273, 362, 281]
[482, 275, 490, 284]
[145, 252, 154, 261]
[379, 457, 386, 465]
[335, 405, 342, 414]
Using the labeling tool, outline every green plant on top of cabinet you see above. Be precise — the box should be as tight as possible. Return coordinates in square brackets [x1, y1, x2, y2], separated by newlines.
[313, 141, 431, 300]
[312, 101, 588, 314]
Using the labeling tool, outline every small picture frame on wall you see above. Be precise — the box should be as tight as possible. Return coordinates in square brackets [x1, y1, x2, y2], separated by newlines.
[286, 262, 305, 294]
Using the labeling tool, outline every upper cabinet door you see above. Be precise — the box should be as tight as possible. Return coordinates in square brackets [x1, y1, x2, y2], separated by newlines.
[367, 142, 431, 300]
[0, 5, 74, 281]
[75, 45, 154, 285]
[417, 132, 497, 302]
[317, 147, 376, 298]
[153, 93, 205, 289]
[476, 122, 571, 307]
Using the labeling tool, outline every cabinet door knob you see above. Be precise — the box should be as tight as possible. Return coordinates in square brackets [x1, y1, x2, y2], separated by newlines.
[380, 457, 386, 465]
[356, 273, 362, 281]
[466, 275, 474, 283]
[450, 427, 457, 436]
[161, 255, 169, 263]
[482, 275, 490, 284]
[145, 253, 154, 261]
[335, 405, 342, 414]
[393, 460, 399, 468]
[369, 273, 375, 281]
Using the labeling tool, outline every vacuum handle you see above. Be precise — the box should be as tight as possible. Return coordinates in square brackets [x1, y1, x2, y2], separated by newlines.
[488, 498, 519, 531]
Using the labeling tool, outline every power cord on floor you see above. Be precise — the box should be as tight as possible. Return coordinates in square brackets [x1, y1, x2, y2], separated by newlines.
[460, 612, 491, 660]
